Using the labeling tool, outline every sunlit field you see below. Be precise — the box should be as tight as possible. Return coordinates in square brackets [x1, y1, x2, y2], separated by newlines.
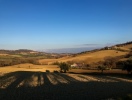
[39, 50, 129, 65]
[0, 64, 132, 100]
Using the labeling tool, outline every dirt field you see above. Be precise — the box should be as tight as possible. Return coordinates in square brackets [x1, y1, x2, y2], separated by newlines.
[0, 64, 132, 100]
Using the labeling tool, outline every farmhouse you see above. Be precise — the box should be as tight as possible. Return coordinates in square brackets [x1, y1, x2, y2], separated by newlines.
[71, 63, 83, 68]
[71, 63, 78, 68]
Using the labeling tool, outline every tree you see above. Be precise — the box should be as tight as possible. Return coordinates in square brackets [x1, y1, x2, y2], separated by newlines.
[104, 56, 117, 69]
[122, 60, 132, 74]
[98, 65, 107, 73]
[126, 51, 132, 58]
[59, 62, 70, 73]
[97, 61, 110, 73]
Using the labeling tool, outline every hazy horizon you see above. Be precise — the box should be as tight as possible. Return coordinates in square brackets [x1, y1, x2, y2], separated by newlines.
[0, 0, 132, 53]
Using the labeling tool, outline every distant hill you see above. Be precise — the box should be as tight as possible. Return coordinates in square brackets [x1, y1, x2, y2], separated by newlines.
[0, 49, 38, 55]
[0, 49, 70, 59]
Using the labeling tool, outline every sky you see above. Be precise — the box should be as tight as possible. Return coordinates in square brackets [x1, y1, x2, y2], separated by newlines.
[0, 0, 132, 53]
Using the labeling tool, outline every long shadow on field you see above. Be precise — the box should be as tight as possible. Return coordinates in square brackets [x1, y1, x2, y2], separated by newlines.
[69, 71, 132, 76]
[0, 71, 132, 100]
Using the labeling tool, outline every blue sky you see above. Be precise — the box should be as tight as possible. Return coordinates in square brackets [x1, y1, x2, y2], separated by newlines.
[0, 0, 132, 52]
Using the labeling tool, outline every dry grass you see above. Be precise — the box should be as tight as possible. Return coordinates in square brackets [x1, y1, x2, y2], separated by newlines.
[39, 50, 128, 64]
[0, 64, 59, 76]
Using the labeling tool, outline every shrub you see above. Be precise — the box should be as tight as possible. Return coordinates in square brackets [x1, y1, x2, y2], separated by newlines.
[104, 56, 117, 69]
[98, 65, 107, 73]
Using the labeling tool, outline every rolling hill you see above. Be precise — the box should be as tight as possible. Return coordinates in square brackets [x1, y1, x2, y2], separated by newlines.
[39, 41, 132, 65]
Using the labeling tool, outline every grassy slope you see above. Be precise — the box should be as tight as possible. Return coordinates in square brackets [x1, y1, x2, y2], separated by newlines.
[39, 50, 127, 64]
[39, 44, 132, 64]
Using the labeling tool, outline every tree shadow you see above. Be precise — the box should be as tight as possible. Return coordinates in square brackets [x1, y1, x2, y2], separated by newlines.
[68, 71, 132, 79]
[0, 71, 132, 100]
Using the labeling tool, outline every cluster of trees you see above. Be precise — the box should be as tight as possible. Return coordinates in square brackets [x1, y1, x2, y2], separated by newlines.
[97, 52, 132, 74]
[122, 60, 132, 74]
[117, 60, 132, 74]
[97, 57, 117, 73]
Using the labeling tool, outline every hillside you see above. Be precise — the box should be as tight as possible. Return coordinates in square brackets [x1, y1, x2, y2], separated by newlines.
[39, 50, 127, 64]
[39, 41, 132, 65]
